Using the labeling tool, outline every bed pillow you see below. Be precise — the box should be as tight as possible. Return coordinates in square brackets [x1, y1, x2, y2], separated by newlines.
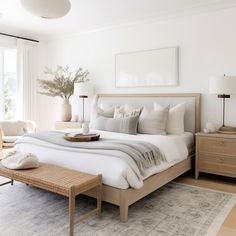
[94, 115, 139, 135]
[97, 106, 114, 117]
[90, 104, 114, 128]
[154, 102, 186, 135]
[138, 106, 169, 135]
[114, 104, 142, 118]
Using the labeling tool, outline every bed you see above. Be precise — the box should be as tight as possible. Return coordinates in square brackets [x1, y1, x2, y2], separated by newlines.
[15, 93, 201, 222]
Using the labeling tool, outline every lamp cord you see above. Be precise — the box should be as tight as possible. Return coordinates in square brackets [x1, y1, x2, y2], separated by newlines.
[223, 97, 225, 127]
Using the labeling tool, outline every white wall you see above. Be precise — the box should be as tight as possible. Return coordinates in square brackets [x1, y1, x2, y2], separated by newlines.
[37, 7, 236, 131]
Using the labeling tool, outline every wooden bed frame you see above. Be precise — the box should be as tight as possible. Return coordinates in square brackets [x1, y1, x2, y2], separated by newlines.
[84, 93, 201, 222]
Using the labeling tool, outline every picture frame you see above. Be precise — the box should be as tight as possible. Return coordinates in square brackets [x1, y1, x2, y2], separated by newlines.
[115, 47, 179, 88]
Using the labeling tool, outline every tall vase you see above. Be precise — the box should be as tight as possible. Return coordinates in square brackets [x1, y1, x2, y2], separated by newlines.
[61, 99, 72, 121]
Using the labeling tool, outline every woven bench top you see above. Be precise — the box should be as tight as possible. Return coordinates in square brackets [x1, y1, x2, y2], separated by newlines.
[0, 163, 102, 197]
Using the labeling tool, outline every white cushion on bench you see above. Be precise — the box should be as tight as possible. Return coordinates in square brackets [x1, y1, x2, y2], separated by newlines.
[1, 151, 39, 170]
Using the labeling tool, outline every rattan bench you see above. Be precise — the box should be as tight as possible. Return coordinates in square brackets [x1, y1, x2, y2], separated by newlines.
[0, 163, 102, 236]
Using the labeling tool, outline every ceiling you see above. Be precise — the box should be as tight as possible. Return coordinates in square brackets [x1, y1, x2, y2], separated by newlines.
[0, 0, 236, 40]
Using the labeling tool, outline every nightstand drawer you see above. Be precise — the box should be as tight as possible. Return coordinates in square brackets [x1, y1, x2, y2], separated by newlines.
[198, 153, 236, 177]
[198, 137, 236, 156]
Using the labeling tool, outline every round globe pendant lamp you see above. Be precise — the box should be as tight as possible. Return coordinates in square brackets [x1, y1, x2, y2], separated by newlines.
[21, 0, 71, 19]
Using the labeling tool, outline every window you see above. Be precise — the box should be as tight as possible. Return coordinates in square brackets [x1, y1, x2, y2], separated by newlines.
[0, 47, 17, 120]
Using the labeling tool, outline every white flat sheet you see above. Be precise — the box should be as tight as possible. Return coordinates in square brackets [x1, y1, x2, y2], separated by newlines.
[15, 130, 194, 190]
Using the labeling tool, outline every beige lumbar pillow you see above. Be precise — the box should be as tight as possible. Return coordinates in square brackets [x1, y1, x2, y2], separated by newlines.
[154, 102, 186, 135]
[114, 104, 142, 118]
[138, 106, 170, 135]
[1, 151, 39, 170]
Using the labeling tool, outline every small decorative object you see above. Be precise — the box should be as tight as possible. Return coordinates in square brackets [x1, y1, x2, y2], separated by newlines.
[71, 114, 78, 122]
[82, 123, 89, 134]
[61, 99, 72, 121]
[209, 75, 236, 133]
[38, 66, 89, 122]
[74, 81, 94, 122]
[203, 128, 210, 134]
[203, 122, 217, 133]
[64, 133, 100, 142]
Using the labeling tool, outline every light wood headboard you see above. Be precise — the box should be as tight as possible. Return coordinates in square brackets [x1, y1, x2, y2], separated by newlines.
[96, 93, 201, 133]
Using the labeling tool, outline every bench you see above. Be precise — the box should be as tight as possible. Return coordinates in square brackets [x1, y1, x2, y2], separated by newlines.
[0, 163, 102, 236]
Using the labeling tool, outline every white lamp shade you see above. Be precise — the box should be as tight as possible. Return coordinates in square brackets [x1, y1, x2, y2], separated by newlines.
[74, 82, 94, 97]
[21, 0, 71, 19]
[209, 76, 236, 95]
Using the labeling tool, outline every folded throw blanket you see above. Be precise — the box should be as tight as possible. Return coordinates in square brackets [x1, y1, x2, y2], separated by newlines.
[16, 131, 167, 178]
[1, 151, 39, 170]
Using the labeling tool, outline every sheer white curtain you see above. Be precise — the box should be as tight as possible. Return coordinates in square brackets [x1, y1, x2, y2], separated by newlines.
[17, 39, 38, 121]
[0, 36, 17, 120]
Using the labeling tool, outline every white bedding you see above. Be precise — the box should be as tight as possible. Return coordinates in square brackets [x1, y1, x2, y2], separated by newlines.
[14, 130, 194, 189]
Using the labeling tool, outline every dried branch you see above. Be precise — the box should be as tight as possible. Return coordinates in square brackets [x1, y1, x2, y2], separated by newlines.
[38, 66, 89, 99]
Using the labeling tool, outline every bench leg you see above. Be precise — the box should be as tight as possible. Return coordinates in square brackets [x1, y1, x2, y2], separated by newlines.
[69, 186, 75, 236]
[0, 179, 13, 187]
[97, 178, 102, 218]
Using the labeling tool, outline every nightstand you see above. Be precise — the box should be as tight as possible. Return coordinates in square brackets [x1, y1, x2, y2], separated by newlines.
[54, 121, 82, 130]
[195, 132, 236, 179]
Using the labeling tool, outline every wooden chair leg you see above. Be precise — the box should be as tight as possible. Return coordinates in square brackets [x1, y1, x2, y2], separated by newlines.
[69, 186, 75, 236]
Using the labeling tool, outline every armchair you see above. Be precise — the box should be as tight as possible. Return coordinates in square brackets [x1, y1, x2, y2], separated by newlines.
[0, 120, 36, 148]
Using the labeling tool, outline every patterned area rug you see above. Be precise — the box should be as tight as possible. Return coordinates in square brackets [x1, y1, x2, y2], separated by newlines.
[0, 179, 235, 236]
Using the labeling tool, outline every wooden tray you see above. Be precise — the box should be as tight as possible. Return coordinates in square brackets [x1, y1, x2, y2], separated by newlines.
[64, 133, 100, 142]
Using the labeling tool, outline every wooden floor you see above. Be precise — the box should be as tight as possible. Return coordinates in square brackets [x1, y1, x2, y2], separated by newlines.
[176, 171, 236, 236]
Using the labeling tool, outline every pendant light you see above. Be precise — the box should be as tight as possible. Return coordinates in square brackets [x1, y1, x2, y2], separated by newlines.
[21, 0, 71, 19]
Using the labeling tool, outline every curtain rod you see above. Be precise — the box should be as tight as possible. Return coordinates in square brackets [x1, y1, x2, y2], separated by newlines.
[0, 32, 39, 43]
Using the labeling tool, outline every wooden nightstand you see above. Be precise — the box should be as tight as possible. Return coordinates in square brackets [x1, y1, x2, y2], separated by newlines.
[195, 132, 236, 179]
[54, 121, 82, 130]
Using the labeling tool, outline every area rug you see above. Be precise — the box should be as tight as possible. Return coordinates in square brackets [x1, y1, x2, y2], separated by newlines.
[0, 180, 235, 236]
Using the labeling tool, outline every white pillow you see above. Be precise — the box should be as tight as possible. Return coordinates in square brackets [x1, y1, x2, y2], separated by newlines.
[90, 104, 114, 128]
[114, 104, 142, 118]
[138, 106, 169, 135]
[1, 151, 39, 170]
[154, 102, 186, 135]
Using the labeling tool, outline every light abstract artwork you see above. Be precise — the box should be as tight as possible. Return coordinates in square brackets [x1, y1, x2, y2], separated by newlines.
[115, 47, 178, 88]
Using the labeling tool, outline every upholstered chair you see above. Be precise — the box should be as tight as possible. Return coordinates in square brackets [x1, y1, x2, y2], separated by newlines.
[0, 120, 36, 148]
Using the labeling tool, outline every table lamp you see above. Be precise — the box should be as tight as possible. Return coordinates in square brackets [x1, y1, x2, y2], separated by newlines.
[209, 75, 236, 132]
[74, 82, 93, 122]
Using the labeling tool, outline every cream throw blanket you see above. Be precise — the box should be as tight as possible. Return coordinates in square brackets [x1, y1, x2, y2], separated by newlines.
[1, 151, 39, 170]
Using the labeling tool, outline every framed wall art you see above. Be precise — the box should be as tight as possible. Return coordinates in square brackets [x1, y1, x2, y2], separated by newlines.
[115, 47, 179, 88]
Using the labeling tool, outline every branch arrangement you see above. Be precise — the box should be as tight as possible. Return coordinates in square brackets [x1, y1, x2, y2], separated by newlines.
[38, 66, 89, 99]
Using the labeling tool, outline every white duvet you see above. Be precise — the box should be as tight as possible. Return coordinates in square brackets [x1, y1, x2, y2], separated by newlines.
[14, 130, 193, 189]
